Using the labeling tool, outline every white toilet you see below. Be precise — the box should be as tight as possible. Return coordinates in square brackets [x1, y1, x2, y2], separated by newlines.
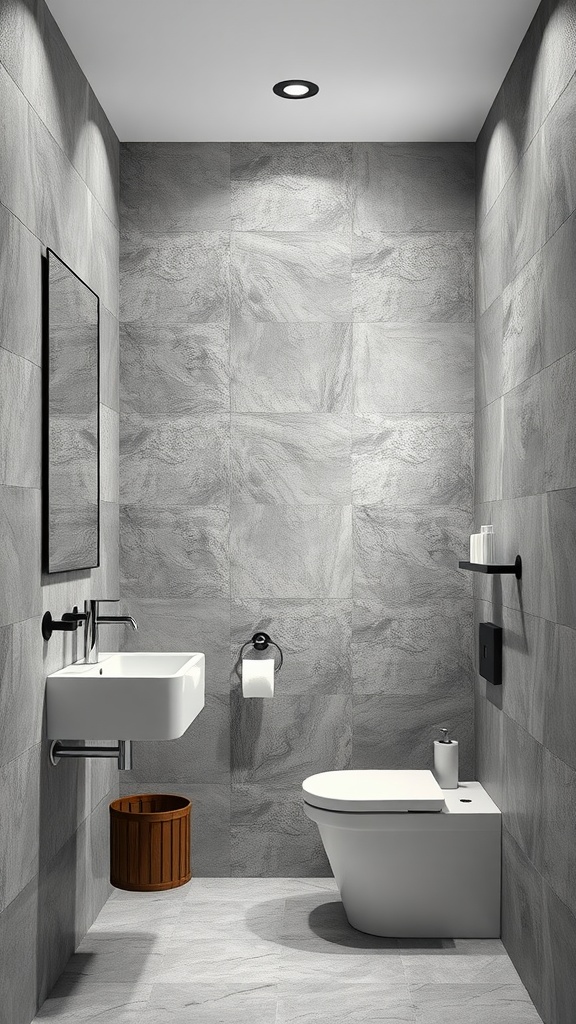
[302, 769, 501, 938]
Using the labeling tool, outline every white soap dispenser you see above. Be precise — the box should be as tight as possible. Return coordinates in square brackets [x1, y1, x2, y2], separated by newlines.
[433, 728, 459, 790]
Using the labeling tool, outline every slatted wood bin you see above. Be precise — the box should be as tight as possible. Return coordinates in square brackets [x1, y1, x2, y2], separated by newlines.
[110, 794, 191, 891]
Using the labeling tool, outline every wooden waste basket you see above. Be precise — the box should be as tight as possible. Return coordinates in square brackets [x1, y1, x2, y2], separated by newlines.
[110, 794, 191, 891]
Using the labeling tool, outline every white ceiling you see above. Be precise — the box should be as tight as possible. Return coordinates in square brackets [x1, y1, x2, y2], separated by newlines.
[46, 0, 541, 142]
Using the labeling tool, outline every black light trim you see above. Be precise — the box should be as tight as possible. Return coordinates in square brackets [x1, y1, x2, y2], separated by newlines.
[273, 79, 319, 99]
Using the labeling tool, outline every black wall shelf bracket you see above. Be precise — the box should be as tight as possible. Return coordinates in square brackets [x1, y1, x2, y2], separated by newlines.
[458, 555, 522, 580]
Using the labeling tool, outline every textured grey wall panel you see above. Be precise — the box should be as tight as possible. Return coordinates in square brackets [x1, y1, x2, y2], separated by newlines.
[475, 3, 576, 1021]
[120, 140, 474, 877]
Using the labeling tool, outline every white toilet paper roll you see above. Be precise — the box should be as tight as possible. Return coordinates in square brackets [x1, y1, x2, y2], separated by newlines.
[242, 658, 275, 698]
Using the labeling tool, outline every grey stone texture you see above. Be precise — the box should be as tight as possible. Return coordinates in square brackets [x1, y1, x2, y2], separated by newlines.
[0, 1, 120, 1021]
[120, 141, 474, 877]
[475, 4, 576, 1022]
[31, 878, 542, 1023]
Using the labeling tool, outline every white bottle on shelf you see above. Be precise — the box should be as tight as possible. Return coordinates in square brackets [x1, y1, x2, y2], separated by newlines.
[433, 728, 459, 789]
[480, 525, 494, 564]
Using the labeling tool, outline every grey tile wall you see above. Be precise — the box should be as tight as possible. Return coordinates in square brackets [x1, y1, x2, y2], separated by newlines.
[0, 1, 119, 1020]
[120, 140, 474, 877]
[475, 3, 576, 1021]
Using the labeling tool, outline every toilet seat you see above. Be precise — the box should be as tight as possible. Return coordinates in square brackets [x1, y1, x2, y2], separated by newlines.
[302, 769, 445, 813]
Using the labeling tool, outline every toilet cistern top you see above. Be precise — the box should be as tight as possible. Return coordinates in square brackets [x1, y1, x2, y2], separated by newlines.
[302, 769, 445, 812]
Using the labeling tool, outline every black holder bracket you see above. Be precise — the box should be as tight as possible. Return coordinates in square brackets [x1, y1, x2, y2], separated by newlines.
[458, 555, 522, 580]
[42, 607, 87, 641]
[239, 632, 284, 671]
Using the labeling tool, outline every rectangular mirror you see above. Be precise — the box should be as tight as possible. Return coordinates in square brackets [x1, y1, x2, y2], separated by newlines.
[45, 249, 100, 573]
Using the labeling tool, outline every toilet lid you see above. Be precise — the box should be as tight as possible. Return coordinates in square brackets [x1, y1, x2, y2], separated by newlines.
[302, 770, 445, 812]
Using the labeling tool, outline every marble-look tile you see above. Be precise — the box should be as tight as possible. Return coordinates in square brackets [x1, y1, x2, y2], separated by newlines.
[476, 91, 519, 225]
[353, 143, 474, 233]
[144, 982, 278, 1024]
[120, 781, 231, 877]
[62, 930, 169, 985]
[507, 75, 576, 284]
[33, 982, 152, 1023]
[280, 890, 399, 949]
[543, 349, 576, 491]
[0, 871, 42, 1024]
[92, 499, 120, 600]
[411, 982, 542, 1023]
[0, 202, 41, 364]
[121, 142, 230, 232]
[0, 617, 43, 768]
[230, 786, 330, 876]
[231, 693, 352, 790]
[502, 714, 543, 865]
[401, 954, 521, 985]
[124, 694, 230, 786]
[0, 744, 41, 913]
[279, 946, 406, 983]
[231, 321, 351, 413]
[100, 405, 119, 503]
[120, 322, 229, 415]
[352, 599, 473, 696]
[353, 323, 474, 415]
[542, 488, 576, 628]
[501, 829, 544, 1013]
[352, 693, 474, 778]
[232, 142, 352, 232]
[155, 918, 282, 984]
[540, 871, 576, 1024]
[474, 685, 505, 811]
[475, 400, 504, 503]
[81, 87, 119, 227]
[477, 200, 504, 317]
[502, 375, 544, 500]
[0, 347, 41, 488]
[231, 598, 352, 696]
[100, 307, 119, 412]
[121, 504, 229, 599]
[501, 251, 543, 394]
[231, 232, 352, 322]
[537, 747, 576, 919]
[277, 981, 415, 1023]
[539, 208, 576, 367]
[353, 232, 473, 323]
[475, 298, 503, 410]
[231, 504, 352, 599]
[352, 414, 473, 508]
[353, 505, 471, 607]
[0, 485, 41, 627]
[119, 596, 231, 695]
[231, 414, 351, 505]
[121, 228, 229, 326]
[541, 621, 576, 772]
[121, 411, 230, 506]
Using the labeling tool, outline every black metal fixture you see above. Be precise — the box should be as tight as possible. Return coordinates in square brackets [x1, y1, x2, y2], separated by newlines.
[239, 632, 284, 671]
[272, 79, 319, 99]
[42, 607, 86, 641]
[458, 555, 522, 580]
[479, 622, 503, 686]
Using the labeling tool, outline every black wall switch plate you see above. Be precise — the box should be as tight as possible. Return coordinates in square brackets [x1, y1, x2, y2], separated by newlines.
[479, 621, 502, 685]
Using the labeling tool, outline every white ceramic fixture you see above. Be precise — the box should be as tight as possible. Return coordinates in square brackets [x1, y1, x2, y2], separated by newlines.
[47, 652, 205, 741]
[303, 770, 501, 938]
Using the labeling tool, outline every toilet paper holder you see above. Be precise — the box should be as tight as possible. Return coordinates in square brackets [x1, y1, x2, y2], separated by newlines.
[239, 632, 284, 672]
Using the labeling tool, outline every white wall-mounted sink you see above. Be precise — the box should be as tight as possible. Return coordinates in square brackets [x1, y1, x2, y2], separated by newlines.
[46, 652, 205, 741]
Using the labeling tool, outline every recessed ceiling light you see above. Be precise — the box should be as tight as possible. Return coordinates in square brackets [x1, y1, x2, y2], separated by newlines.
[273, 80, 319, 100]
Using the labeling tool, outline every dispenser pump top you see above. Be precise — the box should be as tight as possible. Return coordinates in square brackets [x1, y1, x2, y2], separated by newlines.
[440, 728, 452, 744]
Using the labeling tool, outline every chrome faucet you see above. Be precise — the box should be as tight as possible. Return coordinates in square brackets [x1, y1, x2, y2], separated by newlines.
[84, 599, 138, 664]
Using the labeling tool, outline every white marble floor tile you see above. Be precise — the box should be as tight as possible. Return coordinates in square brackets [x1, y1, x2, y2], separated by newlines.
[32, 880, 542, 1023]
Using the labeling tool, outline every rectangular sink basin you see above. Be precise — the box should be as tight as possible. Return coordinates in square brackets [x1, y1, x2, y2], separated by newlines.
[46, 652, 205, 741]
